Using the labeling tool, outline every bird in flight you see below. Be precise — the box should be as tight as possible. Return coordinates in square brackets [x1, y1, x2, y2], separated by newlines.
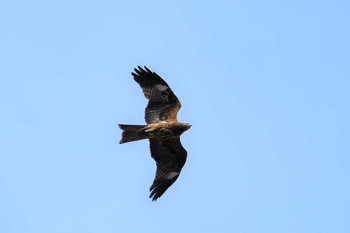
[119, 66, 191, 201]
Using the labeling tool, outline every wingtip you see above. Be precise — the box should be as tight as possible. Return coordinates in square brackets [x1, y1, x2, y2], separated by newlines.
[144, 66, 151, 73]
[134, 66, 151, 73]
[149, 193, 159, 202]
[149, 184, 157, 201]
[132, 66, 144, 76]
[137, 66, 144, 73]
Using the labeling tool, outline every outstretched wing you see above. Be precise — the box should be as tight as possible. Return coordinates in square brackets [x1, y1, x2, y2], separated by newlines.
[132, 66, 181, 124]
[149, 138, 187, 201]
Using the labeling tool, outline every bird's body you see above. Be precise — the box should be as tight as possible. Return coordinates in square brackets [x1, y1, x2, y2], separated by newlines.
[120, 120, 190, 143]
[119, 66, 191, 201]
[146, 121, 191, 139]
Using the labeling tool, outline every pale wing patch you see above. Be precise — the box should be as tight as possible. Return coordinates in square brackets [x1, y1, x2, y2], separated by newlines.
[166, 171, 179, 180]
[155, 84, 169, 92]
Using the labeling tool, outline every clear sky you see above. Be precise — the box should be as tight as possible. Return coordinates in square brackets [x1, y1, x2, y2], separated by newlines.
[1, 0, 349, 232]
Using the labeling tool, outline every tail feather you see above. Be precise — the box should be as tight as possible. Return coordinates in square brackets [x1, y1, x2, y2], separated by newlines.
[118, 124, 148, 144]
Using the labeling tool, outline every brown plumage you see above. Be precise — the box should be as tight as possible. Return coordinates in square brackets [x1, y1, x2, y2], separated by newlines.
[119, 66, 191, 201]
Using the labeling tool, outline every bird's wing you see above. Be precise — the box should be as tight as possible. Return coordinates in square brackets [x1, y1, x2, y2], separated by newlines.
[149, 138, 187, 201]
[132, 66, 181, 124]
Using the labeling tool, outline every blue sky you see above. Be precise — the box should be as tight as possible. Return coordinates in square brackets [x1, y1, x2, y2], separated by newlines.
[1, 0, 349, 232]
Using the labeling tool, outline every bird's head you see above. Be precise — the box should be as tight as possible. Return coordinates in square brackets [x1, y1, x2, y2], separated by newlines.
[184, 123, 192, 130]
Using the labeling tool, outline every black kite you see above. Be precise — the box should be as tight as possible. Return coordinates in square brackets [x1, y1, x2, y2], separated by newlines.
[119, 66, 191, 201]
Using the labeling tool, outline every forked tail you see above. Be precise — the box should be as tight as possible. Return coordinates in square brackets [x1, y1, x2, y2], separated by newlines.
[118, 124, 148, 144]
